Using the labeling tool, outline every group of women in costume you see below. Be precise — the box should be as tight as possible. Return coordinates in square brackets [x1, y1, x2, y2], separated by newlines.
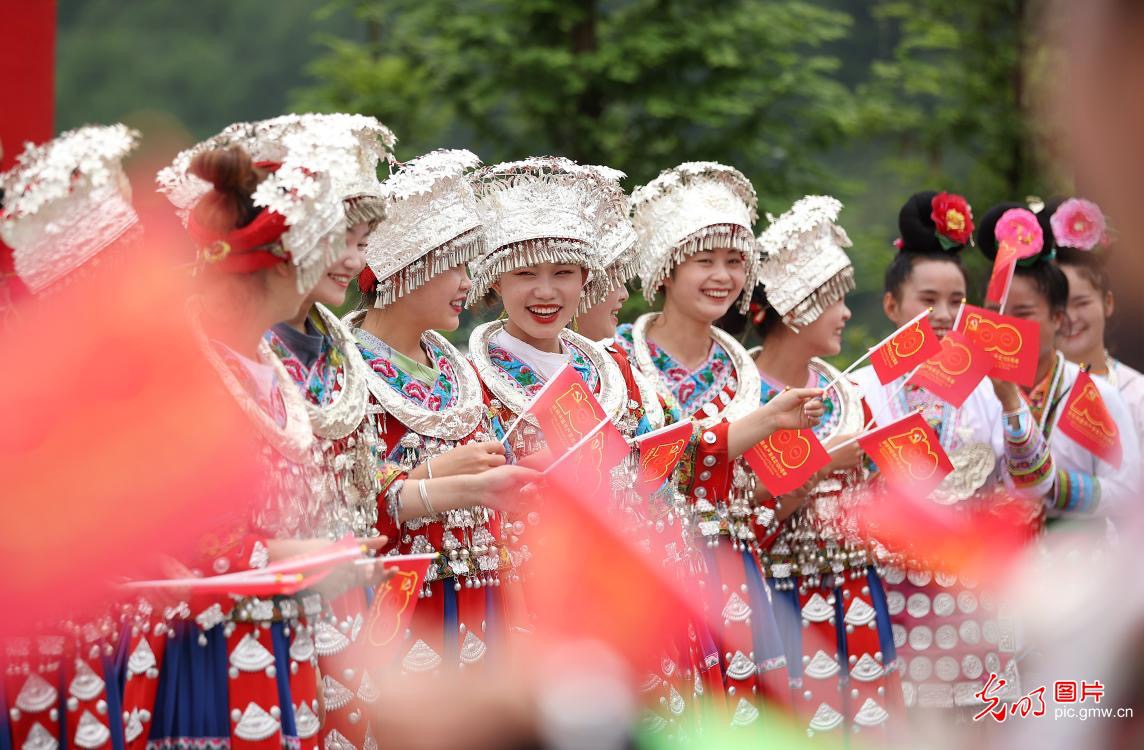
[1, 114, 1141, 748]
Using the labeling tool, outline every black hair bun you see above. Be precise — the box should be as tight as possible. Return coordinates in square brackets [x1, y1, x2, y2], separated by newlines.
[898, 190, 974, 255]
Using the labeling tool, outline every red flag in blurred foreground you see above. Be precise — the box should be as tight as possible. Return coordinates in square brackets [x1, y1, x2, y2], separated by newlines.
[0, 209, 261, 635]
[854, 485, 1037, 581]
[529, 442, 706, 679]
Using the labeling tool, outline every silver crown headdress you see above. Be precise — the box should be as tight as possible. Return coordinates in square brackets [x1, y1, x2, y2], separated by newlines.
[1, 124, 141, 294]
[582, 165, 638, 308]
[364, 148, 485, 307]
[466, 156, 619, 307]
[156, 114, 378, 292]
[157, 113, 395, 227]
[757, 195, 855, 332]
[630, 161, 759, 313]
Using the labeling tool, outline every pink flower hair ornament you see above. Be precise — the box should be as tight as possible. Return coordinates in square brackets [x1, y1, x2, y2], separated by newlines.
[1050, 198, 1106, 252]
[995, 207, 1044, 264]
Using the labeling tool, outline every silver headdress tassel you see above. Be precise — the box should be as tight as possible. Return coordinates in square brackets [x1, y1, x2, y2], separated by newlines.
[756, 195, 855, 332]
[363, 148, 485, 308]
[630, 161, 759, 313]
[1, 124, 141, 294]
[466, 156, 621, 307]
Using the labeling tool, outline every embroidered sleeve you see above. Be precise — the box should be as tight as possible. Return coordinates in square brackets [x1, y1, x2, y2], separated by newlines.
[1002, 406, 1055, 494]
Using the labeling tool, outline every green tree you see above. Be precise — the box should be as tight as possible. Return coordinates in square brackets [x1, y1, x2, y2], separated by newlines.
[298, 0, 857, 194]
[299, 0, 862, 339]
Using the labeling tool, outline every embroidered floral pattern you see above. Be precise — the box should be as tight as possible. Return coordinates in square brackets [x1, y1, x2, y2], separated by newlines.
[486, 342, 599, 396]
[359, 339, 455, 411]
[615, 324, 730, 416]
[758, 369, 839, 440]
[265, 326, 346, 409]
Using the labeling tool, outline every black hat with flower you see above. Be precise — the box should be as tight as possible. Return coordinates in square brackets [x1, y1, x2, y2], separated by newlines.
[895, 190, 975, 255]
[977, 200, 1070, 313]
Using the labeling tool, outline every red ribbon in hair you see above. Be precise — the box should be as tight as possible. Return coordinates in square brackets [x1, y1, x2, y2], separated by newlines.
[187, 161, 292, 274]
[358, 265, 378, 292]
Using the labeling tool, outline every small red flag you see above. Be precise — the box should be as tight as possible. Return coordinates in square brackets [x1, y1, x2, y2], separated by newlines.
[858, 412, 954, 498]
[907, 330, 992, 408]
[528, 365, 609, 452]
[743, 428, 831, 497]
[869, 314, 943, 384]
[632, 420, 693, 497]
[1056, 370, 1123, 469]
[984, 226, 1043, 306]
[544, 417, 631, 498]
[361, 553, 437, 660]
[957, 304, 1040, 388]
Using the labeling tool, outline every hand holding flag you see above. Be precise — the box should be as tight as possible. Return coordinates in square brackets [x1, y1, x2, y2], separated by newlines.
[824, 309, 942, 391]
[957, 304, 1040, 388]
[744, 428, 832, 497]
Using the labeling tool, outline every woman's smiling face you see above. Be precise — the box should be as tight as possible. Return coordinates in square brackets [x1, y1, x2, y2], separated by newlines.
[495, 262, 587, 345]
[663, 247, 747, 323]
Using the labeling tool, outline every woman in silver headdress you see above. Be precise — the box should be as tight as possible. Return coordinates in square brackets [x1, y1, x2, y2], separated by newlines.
[744, 195, 902, 739]
[0, 123, 143, 750]
[348, 149, 538, 704]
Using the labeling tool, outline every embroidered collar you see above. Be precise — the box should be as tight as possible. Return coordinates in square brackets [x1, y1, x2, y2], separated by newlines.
[469, 320, 627, 427]
[353, 325, 483, 441]
[755, 355, 862, 441]
[625, 312, 759, 429]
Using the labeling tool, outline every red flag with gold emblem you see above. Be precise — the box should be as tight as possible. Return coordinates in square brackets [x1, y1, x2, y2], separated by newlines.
[361, 553, 437, 661]
[544, 416, 631, 497]
[632, 420, 693, 497]
[869, 312, 943, 384]
[859, 412, 954, 498]
[525, 365, 609, 452]
[1056, 370, 1123, 469]
[743, 428, 831, 497]
[907, 330, 992, 408]
[957, 304, 1039, 388]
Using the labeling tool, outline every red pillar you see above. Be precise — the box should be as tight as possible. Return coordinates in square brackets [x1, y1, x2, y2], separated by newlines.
[0, 0, 56, 304]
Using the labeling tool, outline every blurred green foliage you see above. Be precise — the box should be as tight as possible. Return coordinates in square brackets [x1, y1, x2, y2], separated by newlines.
[54, 0, 1062, 363]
